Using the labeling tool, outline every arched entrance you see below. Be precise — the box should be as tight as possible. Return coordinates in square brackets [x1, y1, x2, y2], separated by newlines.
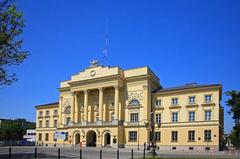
[75, 133, 80, 145]
[104, 133, 111, 146]
[86, 131, 97, 147]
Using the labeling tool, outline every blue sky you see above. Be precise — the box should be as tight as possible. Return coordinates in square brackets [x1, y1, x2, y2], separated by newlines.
[0, 0, 239, 133]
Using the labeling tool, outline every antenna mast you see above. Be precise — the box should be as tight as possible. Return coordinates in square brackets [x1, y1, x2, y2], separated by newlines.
[103, 17, 109, 66]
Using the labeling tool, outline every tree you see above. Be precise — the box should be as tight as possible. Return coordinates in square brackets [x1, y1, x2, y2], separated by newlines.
[0, 0, 28, 86]
[225, 90, 240, 148]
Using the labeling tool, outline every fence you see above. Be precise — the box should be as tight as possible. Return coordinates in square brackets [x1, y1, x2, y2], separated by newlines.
[2, 147, 147, 159]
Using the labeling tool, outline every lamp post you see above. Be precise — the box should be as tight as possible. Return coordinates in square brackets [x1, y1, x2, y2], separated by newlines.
[145, 112, 158, 156]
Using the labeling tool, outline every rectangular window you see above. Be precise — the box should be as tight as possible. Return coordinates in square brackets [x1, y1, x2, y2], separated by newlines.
[205, 95, 212, 102]
[46, 120, 49, 127]
[39, 111, 43, 116]
[38, 133, 42, 141]
[45, 133, 49, 141]
[66, 117, 71, 125]
[189, 111, 195, 122]
[46, 110, 49, 116]
[172, 98, 178, 105]
[130, 113, 139, 122]
[204, 130, 211, 141]
[188, 131, 195, 141]
[172, 112, 178, 122]
[39, 121, 42, 128]
[155, 100, 161, 107]
[129, 131, 137, 141]
[171, 131, 178, 142]
[54, 109, 58, 115]
[155, 132, 161, 142]
[54, 120, 58, 127]
[189, 96, 195, 104]
[205, 110, 211, 121]
[156, 114, 161, 123]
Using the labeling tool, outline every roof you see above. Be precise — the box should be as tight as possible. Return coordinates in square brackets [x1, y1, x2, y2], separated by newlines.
[35, 102, 59, 108]
[153, 83, 222, 93]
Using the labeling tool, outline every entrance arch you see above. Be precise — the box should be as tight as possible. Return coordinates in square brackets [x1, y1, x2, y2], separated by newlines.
[104, 133, 111, 146]
[75, 133, 80, 145]
[86, 130, 97, 147]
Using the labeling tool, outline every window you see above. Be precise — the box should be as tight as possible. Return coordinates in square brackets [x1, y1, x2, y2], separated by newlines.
[189, 96, 195, 104]
[205, 110, 211, 121]
[54, 109, 58, 115]
[45, 133, 49, 141]
[46, 110, 50, 116]
[38, 133, 42, 141]
[171, 131, 178, 142]
[54, 120, 58, 127]
[130, 113, 139, 122]
[66, 117, 71, 125]
[204, 130, 211, 141]
[156, 114, 161, 123]
[205, 95, 212, 102]
[129, 99, 140, 106]
[46, 120, 49, 127]
[39, 111, 43, 116]
[172, 98, 178, 105]
[155, 132, 161, 142]
[39, 121, 42, 128]
[188, 131, 195, 141]
[172, 112, 178, 122]
[189, 111, 195, 122]
[129, 131, 137, 141]
[155, 100, 161, 107]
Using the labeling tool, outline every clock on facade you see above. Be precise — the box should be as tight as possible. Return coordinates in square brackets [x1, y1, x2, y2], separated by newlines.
[90, 70, 96, 77]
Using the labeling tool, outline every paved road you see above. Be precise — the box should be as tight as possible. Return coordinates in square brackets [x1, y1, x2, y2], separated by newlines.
[0, 146, 239, 159]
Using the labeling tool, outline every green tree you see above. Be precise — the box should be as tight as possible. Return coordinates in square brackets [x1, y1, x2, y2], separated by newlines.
[0, 0, 28, 86]
[225, 90, 240, 148]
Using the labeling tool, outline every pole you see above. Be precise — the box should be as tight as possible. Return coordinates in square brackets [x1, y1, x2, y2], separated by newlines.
[34, 147, 37, 158]
[100, 149, 102, 159]
[131, 149, 133, 159]
[117, 149, 119, 159]
[9, 147, 11, 158]
[80, 149, 82, 159]
[143, 148, 145, 158]
[58, 148, 60, 159]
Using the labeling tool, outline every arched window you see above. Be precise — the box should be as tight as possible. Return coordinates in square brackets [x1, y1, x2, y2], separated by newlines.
[129, 99, 140, 106]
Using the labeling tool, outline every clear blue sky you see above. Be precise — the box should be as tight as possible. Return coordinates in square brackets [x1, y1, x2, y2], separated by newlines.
[0, 0, 239, 133]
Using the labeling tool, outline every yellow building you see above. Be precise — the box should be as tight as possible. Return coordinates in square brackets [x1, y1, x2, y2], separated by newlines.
[35, 61, 224, 151]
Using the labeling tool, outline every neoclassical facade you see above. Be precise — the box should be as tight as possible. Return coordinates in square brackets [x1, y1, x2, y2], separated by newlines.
[35, 62, 224, 151]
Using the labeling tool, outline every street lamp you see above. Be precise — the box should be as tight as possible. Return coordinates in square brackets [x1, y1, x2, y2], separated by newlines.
[145, 112, 158, 156]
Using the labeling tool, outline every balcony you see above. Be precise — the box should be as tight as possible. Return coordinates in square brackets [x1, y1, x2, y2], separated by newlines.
[63, 121, 123, 128]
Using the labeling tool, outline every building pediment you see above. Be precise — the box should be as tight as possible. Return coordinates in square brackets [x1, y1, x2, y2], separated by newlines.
[60, 66, 124, 89]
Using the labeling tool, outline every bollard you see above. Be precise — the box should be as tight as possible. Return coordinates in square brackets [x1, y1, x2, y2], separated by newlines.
[34, 147, 37, 158]
[9, 147, 11, 158]
[58, 148, 60, 159]
[80, 149, 82, 159]
[131, 149, 133, 159]
[117, 149, 119, 159]
[100, 149, 102, 159]
[143, 148, 145, 158]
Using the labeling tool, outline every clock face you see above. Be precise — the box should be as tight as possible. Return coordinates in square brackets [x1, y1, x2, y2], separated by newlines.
[90, 70, 96, 77]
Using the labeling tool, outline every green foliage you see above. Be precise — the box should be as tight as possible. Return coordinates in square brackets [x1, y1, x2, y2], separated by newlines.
[0, 118, 35, 141]
[225, 90, 240, 148]
[0, 0, 28, 86]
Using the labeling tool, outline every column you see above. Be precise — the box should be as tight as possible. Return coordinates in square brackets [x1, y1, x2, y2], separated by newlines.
[74, 93, 79, 123]
[84, 90, 88, 122]
[71, 92, 75, 123]
[98, 88, 104, 121]
[114, 86, 119, 120]
[59, 96, 63, 125]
